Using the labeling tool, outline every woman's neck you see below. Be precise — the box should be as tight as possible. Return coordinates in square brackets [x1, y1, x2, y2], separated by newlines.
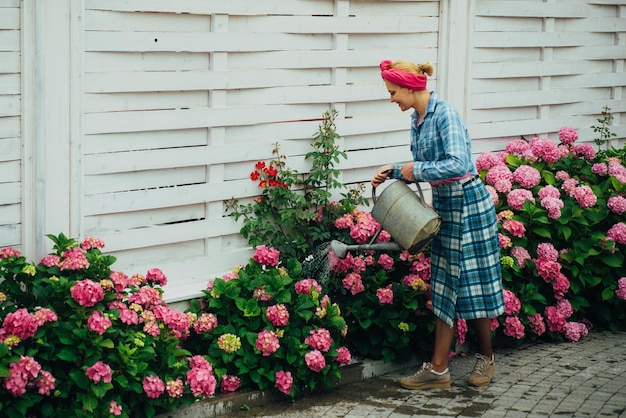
[412, 90, 431, 121]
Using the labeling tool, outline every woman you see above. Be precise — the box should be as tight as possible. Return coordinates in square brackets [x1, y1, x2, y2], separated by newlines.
[371, 59, 505, 389]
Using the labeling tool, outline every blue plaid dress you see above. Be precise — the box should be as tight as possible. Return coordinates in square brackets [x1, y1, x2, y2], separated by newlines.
[389, 92, 505, 327]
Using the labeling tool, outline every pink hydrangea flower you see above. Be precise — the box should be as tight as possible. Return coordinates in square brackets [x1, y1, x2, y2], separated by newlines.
[220, 375, 241, 393]
[499, 233, 512, 249]
[342, 272, 365, 295]
[503, 289, 521, 315]
[553, 273, 570, 300]
[545, 306, 566, 333]
[377, 253, 395, 270]
[193, 313, 218, 333]
[490, 317, 500, 331]
[146, 268, 167, 286]
[486, 165, 513, 186]
[528, 313, 546, 336]
[166, 378, 184, 398]
[143, 375, 165, 399]
[510, 246, 531, 268]
[485, 185, 499, 205]
[592, 162, 608, 176]
[454, 318, 468, 345]
[494, 178, 513, 194]
[109, 400, 123, 416]
[558, 126, 578, 144]
[570, 185, 597, 209]
[87, 310, 112, 335]
[402, 274, 427, 291]
[305, 328, 332, 352]
[556, 299, 573, 318]
[537, 185, 560, 200]
[502, 219, 526, 238]
[513, 165, 541, 189]
[70, 279, 104, 307]
[572, 143, 595, 160]
[256, 330, 280, 356]
[335, 346, 352, 365]
[503, 316, 525, 339]
[186, 367, 217, 397]
[0, 247, 20, 259]
[507, 189, 535, 211]
[274, 370, 293, 395]
[541, 196, 564, 219]
[3, 356, 43, 396]
[564, 322, 588, 342]
[607, 222, 626, 245]
[86, 361, 113, 384]
[607, 195, 626, 215]
[295, 278, 322, 295]
[505, 139, 531, 156]
[266, 304, 290, 327]
[476, 151, 503, 171]
[60, 247, 90, 270]
[40, 254, 61, 267]
[305, 350, 326, 372]
[536, 243, 559, 261]
[376, 284, 394, 304]
[2, 308, 40, 340]
[529, 137, 561, 163]
[253, 245, 280, 267]
[615, 277, 626, 300]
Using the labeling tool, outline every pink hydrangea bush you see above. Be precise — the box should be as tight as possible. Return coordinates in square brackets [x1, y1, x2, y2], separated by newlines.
[476, 126, 626, 341]
[182, 246, 350, 398]
[0, 233, 214, 417]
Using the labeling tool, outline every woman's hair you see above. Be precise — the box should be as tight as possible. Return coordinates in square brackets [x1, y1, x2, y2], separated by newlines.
[391, 60, 434, 77]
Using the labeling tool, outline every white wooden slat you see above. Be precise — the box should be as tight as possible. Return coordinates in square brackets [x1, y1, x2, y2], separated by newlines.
[85, 9, 211, 32]
[0, 73, 19, 93]
[470, 116, 587, 140]
[0, 7, 19, 29]
[85, 52, 210, 72]
[476, 1, 593, 18]
[0, 30, 19, 52]
[556, 17, 626, 32]
[551, 72, 626, 89]
[553, 45, 626, 60]
[471, 106, 540, 124]
[0, 202, 19, 225]
[349, 32, 439, 49]
[0, 52, 19, 73]
[473, 60, 608, 78]
[85, 31, 333, 53]
[84, 69, 332, 93]
[88, 217, 236, 253]
[0, 95, 19, 117]
[84, 91, 209, 113]
[0, 136, 19, 161]
[0, 181, 20, 205]
[85, 0, 335, 16]
[349, 0, 440, 16]
[83, 104, 330, 134]
[84, 204, 206, 232]
[227, 15, 439, 34]
[226, 85, 384, 106]
[475, 16, 543, 32]
[474, 31, 610, 48]
[473, 47, 542, 63]
[83, 129, 207, 154]
[83, 166, 206, 195]
[0, 0, 19, 7]
[472, 88, 607, 109]
[0, 224, 20, 248]
[0, 160, 19, 182]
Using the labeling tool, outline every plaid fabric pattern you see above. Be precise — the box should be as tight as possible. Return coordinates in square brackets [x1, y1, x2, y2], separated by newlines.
[390, 92, 477, 183]
[430, 179, 505, 327]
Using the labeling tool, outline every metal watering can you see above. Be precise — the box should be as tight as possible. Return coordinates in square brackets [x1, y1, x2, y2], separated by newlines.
[330, 180, 442, 259]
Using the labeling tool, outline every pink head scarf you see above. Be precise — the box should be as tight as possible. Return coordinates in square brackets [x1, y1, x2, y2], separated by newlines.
[379, 59, 427, 91]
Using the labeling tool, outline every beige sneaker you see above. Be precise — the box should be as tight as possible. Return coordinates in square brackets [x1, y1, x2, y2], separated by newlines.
[399, 362, 451, 390]
[468, 353, 496, 386]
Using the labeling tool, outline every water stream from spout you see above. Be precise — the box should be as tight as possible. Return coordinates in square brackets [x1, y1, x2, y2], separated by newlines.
[301, 241, 334, 285]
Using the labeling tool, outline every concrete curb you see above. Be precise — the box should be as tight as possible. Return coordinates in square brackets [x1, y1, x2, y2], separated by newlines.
[157, 357, 421, 418]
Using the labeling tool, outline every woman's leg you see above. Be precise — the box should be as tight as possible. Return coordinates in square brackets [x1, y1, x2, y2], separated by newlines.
[430, 317, 455, 372]
[468, 317, 493, 358]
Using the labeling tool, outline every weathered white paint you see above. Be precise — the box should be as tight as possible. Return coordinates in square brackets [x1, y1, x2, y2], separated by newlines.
[0, 0, 624, 303]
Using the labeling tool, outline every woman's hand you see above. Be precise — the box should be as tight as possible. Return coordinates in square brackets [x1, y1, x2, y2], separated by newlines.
[400, 162, 415, 183]
[371, 164, 394, 188]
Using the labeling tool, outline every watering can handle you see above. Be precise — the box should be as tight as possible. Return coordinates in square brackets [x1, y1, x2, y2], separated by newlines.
[372, 179, 426, 204]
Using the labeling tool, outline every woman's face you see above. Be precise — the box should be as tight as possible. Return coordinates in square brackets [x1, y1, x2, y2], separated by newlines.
[384, 80, 414, 112]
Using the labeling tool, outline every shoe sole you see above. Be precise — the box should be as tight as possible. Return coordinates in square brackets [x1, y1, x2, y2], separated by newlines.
[400, 380, 451, 390]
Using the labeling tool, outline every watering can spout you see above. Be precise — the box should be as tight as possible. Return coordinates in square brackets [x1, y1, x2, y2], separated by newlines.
[329, 240, 402, 259]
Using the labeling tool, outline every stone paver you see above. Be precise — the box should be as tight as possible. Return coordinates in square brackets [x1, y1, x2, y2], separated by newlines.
[223, 331, 626, 418]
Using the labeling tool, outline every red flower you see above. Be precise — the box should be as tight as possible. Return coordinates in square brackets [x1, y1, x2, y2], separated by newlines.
[255, 161, 266, 169]
[259, 180, 267, 188]
[250, 171, 260, 181]
[267, 166, 278, 177]
[269, 179, 278, 187]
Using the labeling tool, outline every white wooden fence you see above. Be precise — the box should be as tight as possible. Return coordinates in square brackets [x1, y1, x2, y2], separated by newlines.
[1, 0, 625, 302]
